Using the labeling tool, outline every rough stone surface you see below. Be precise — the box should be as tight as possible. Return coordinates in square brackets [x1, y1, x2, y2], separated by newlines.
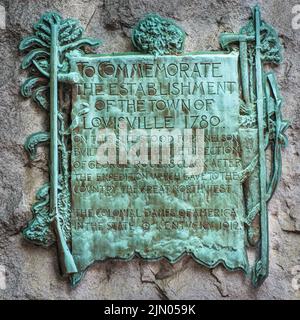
[0, 0, 300, 300]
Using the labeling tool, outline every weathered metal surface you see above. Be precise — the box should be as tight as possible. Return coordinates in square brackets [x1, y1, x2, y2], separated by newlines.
[20, 6, 288, 287]
[70, 52, 249, 275]
[20, 12, 100, 273]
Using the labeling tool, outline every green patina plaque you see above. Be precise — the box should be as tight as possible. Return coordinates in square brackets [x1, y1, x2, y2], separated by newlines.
[71, 52, 246, 272]
[20, 6, 289, 286]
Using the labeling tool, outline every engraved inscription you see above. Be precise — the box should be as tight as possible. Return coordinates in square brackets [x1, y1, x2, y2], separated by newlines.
[70, 53, 249, 272]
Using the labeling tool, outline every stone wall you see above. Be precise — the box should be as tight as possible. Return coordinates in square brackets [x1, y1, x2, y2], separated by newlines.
[0, 0, 299, 300]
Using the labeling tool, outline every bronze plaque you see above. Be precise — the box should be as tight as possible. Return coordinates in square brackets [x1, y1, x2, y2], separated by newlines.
[20, 6, 288, 286]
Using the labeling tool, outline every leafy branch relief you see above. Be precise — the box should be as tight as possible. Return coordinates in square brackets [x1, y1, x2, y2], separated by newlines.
[20, 12, 101, 248]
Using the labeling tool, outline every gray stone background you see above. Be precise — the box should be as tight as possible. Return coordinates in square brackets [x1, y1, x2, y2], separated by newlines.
[0, 0, 299, 300]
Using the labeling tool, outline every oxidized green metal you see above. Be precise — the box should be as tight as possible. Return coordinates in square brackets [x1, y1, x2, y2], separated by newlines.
[20, 12, 100, 274]
[132, 14, 185, 56]
[71, 52, 247, 281]
[20, 6, 288, 287]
